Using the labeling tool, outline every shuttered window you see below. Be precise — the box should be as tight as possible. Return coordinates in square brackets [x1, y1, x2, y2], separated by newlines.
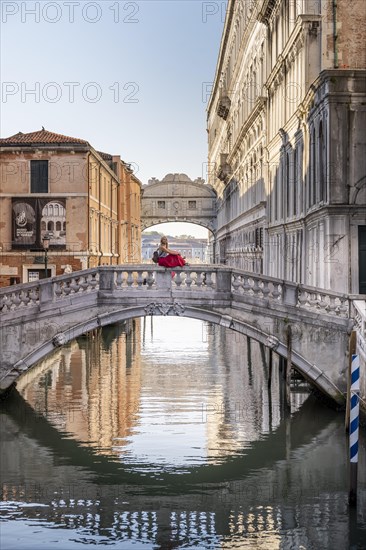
[31, 160, 48, 193]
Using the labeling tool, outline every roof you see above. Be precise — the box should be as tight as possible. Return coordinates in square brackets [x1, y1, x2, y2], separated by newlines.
[0, 129, 90, 146]
[97, 151, 113, 161]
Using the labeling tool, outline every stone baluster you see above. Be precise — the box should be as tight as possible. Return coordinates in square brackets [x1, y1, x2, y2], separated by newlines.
[231, 273, 241, 292]
[89, 272, 98, 290]
[63, 283, 71, 296]
[252, 276, 261, 296]
[136, 271, 144, 287]
[174, 271, 183, 288]
[309, 292, 318, 308]
[146, 271, 155, 288]
[271, 282, 282, 300]
[29, 288, 39, 304]
[70, 277, 80, 293]
[338, 297, 349, 317]
[126, 271, 134, 288]
[185, 271, 193, 289]
[195, 271, 204, 287]
[79, 276, 89, 292]
[115, 270, 123, 289]
[328, 295, 337, 313]
[12, 292, 21, 308]
[262, 280, 271, 298]
[54, 282, 62, 298]
[317, 293, 328, 310]
[242, 275, 251, 294]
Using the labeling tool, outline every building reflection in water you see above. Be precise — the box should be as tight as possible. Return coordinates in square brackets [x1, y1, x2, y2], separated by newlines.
[16, 316, 310, 470]
[16, 319, 142, 458]
[2, 317, 365, 549]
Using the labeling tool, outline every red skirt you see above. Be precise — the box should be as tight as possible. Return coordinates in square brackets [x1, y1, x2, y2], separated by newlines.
[158, 254, 186, 268]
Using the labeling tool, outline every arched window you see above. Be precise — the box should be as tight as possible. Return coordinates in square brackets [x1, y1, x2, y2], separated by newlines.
[56, 221, 61, 231]
[47, 221, 54, 231]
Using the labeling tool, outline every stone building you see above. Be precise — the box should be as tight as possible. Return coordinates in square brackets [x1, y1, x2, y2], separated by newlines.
[0, 129, 141, 285]
[141, 231, 209, 263]
[207, 0, 366, 293]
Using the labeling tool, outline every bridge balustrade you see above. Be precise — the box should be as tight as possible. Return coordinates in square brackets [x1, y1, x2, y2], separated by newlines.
[0, 265, 351, 319]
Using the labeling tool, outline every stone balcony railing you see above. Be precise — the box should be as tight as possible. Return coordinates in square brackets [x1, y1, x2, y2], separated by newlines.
[0, 265, 352, 319]
[352, 300, 366, 360]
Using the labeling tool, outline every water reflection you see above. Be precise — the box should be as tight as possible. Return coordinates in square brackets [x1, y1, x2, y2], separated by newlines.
[1, 317, 365, 549]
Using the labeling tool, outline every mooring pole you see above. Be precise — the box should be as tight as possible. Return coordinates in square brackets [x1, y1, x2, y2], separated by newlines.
[349, 353, 360, 507]
[345, 330, 357, 432]
[286, 325, 292, 409]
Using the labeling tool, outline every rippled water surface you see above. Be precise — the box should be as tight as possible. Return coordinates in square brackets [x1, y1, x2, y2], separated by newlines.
[1, 317, 365, 549]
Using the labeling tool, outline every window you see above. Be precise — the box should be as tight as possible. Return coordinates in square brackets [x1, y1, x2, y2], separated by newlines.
[319, 121, 325, 202]
[28, 271, 40, 282]
[310, 128, 316, 207]
[188, 201, 197, 210]
[286, 152, 290, 218]
[157, 201, 165, 209]
[255, 228, 263, 248]
[293, 147, 298, 216]
[31, 160, 48, 193]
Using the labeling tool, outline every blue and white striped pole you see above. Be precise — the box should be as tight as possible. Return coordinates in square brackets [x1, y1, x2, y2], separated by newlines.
[349, 353, 360, 506]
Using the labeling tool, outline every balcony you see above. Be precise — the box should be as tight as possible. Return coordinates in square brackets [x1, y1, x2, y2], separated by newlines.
[216, 93, 231, 120]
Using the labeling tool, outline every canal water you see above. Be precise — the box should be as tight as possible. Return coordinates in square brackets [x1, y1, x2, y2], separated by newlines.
[1, 317, 365, 549]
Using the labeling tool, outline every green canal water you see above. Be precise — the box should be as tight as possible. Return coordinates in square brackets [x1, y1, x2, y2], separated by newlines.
[1, 317, 365, 549]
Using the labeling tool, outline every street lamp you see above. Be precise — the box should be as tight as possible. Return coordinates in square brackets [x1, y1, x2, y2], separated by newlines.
[42, 234, 50, 278]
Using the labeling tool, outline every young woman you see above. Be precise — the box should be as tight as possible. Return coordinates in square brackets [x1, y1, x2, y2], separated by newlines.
[157, 236, 187, 268]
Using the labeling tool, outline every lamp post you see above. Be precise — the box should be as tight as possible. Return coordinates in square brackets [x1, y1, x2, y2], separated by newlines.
[42, 234, 50, 279]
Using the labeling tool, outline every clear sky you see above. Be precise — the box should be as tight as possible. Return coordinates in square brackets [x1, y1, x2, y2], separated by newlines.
[1, 1, 226, 237]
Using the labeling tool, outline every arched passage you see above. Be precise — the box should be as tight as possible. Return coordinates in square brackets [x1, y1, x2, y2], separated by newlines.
[14, 305, 343, 405]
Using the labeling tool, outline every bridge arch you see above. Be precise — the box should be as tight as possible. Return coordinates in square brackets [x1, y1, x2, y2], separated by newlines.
[141, 174, 217, 234]
[12, 304, 342, 404]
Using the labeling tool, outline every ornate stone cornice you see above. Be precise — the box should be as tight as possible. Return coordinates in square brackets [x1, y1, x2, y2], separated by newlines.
[257, 0, 278, 26]
[144, 302, 185, 316]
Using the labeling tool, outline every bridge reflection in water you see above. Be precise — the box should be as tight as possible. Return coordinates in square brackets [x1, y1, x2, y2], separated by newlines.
[0, 317, 365, 549]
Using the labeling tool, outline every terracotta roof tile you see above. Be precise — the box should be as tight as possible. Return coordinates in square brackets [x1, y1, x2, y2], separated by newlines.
[0, 129, 90, 146]
[97, 151, 113, 161]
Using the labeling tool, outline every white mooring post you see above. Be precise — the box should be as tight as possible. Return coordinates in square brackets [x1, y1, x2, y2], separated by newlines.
[349, 353, 360, 507]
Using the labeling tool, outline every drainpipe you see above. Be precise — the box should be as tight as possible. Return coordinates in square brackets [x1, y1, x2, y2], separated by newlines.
[333, 0, 339, 68]
[86, 151, 91, 268]
[110, 180, 113, 266]
[98, 164, 102, 266]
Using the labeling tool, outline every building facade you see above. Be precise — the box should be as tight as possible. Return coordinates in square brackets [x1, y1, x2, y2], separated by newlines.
[0, 129, 141, 286]
[207, 0, 366, 293]
[141, 231, 209, 263]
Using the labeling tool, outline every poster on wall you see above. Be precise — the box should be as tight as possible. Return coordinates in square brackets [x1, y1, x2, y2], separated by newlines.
[12, 198, 66, 249]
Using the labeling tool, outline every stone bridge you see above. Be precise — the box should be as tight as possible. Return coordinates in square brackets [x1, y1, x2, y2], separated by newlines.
[0, 265, 355, 405]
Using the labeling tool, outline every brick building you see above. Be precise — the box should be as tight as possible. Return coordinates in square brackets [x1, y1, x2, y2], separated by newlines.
[0, 129, 141, 286]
